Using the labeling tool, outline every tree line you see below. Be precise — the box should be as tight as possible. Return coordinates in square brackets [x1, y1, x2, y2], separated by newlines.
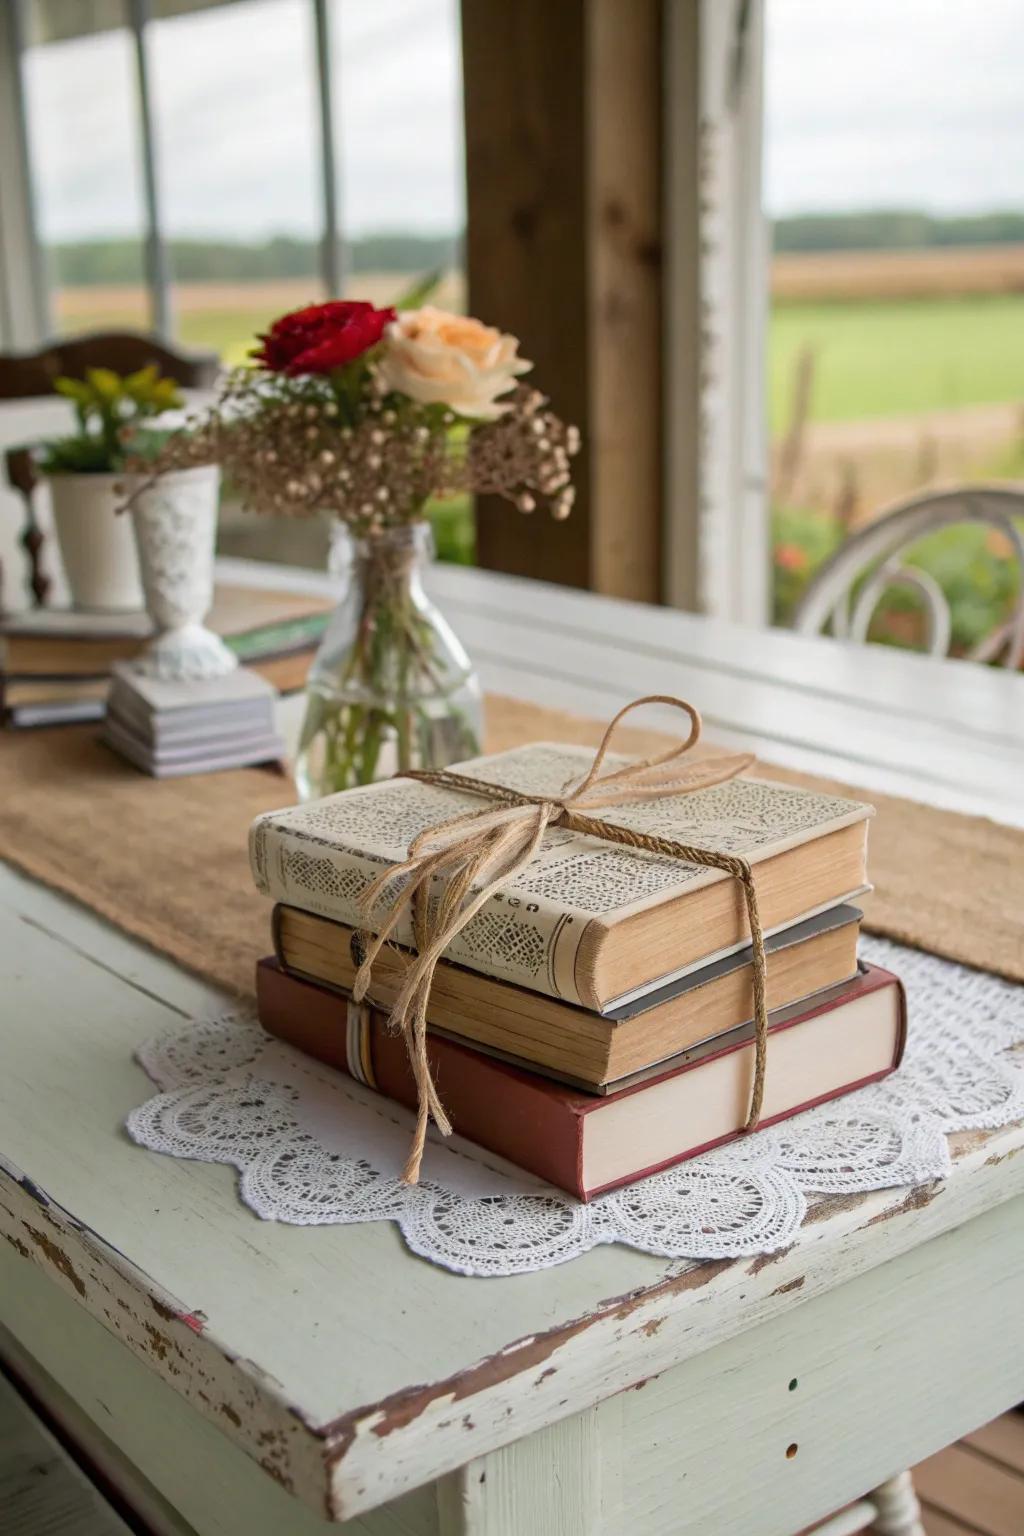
[51, 232, 461, 286]
[773, 210, 1024, 253]
[49, 212, 1024, 285]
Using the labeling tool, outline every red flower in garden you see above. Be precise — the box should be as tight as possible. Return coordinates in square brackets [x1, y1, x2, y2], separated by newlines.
[253, 300, 396, 376]
[774, 542, 809, 572]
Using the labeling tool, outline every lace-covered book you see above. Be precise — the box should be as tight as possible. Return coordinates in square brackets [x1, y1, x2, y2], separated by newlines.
[249, 744, 873, 1011]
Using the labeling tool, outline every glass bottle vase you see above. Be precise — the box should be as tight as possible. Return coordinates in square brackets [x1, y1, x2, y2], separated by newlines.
[295, 520, 483, 799]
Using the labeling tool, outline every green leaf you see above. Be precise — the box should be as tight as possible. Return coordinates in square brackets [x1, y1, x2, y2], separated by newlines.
[38, 435, 115, 474]
[53, 377, 93, 407]
[43, 364, 184, 470]
[151, 378, 185, 411]
[394, 270, 442, 310]
[85, 367, 122, 401]
[123, 363, 158, 394]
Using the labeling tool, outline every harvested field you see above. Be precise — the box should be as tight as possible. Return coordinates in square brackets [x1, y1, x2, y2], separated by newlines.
[772, 400, 1023, 527]
[772, 243, 1024, 302]
[53, 272, 466, 363]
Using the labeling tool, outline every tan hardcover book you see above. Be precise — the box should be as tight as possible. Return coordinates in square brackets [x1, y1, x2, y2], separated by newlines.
[250, 743, 873, 1010]
[274, 902, 862, 1086]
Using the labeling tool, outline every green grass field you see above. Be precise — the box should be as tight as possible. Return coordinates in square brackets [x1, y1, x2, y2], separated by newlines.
[175, 307, 288, 364]
[56, 282, 1024, 430]
[172, 291, 1024, 433]
[770, 294, 1024, 432]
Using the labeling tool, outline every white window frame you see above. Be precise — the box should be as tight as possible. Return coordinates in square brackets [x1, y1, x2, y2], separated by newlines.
[0, 2, 48, 347]
[664, 0, 770, 626]
[0, 0, 344, 349]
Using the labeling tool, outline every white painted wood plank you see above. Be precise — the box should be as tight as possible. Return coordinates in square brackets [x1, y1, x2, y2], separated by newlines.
[0, 863, 225, 1022]
[0, 1365, 133, 1536]
[436, 1412, 601, 1536]
[426, 564, 1024, 749]
[217, 556, 1024, 822]
[0, 1341, 196, 1536]
[448, 608, 1024, 800]
[591, 1192, 1024, 1536]
[214, 556, 1024, 747]
[803, 1504, 876, 1536]
[387, 1190, 1024, 1536]
[4, 929, 1023, 1528]
[0, 1260, 437, 1536]
[464, 655, 1024, 826]
[316, 1126, 1024, 1518]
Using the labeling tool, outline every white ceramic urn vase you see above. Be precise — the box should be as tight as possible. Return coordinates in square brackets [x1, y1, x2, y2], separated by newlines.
[128, 464, 237, 680]
[48, 472, 146, 611]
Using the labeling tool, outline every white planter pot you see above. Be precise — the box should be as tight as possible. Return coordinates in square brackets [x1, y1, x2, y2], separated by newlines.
[48, 472, 145, 612]
[128, 464, 237, 680]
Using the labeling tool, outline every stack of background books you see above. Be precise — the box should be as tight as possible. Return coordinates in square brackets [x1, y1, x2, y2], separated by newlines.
[250, 744, 906, 1200]
[0, 586, 329, 729]
[104, 665, 285, 776]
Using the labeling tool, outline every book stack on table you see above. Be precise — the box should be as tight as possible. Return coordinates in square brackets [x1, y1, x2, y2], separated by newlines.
[0, 589, 328, 729]
[103, 664, 285, 777]
[249, 744, 906, 1200]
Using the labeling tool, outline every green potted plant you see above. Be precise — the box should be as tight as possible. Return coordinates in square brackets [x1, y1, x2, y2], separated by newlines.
[39, 366, 184, 611]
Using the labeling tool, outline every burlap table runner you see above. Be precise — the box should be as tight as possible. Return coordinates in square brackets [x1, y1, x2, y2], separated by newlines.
[1, 693, 1021, 996]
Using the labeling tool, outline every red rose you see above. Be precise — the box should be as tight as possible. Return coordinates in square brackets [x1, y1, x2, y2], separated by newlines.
[253, 300, 396, 376]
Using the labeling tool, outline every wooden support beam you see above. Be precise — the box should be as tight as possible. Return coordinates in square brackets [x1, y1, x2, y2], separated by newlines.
[462, 0, 663, 602]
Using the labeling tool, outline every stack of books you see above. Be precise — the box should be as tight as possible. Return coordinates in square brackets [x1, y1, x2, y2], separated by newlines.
[104, 664, 285, 777]
[0, 589, 328, 729]
[249, 743, 906, 1200]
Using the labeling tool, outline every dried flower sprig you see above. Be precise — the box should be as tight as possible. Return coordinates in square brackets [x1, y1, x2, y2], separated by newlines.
[125, 301, 580, 532]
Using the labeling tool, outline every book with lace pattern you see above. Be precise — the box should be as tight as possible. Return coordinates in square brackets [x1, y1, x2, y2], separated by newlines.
[249, 744, 873, 1011]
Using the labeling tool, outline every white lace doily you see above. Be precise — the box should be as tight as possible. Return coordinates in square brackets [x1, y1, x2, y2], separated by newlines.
[126, 937, 1024, 1277]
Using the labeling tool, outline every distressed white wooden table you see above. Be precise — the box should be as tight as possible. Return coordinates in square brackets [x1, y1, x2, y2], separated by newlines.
[2, 558, 1023, 1536]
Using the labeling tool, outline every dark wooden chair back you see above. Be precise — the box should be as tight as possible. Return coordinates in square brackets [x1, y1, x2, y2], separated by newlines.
[1, 332, 220, 609]
[0, 332, 219, 399]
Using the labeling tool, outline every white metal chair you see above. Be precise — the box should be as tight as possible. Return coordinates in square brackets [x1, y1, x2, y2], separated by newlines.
[791, 485, 1024, 670]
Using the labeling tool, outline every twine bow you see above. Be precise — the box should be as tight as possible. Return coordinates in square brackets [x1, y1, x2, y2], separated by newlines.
[353, 696, 767, 1184]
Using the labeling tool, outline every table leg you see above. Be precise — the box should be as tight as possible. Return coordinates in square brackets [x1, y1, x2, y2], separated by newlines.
[436, 1412, 602, 1536]
[869, 1470, 925, 1536]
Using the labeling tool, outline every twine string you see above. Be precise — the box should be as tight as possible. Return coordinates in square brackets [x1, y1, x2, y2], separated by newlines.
[353, 696, 766, 1184]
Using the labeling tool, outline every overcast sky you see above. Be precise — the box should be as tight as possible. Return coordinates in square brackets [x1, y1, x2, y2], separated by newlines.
[765, 0, 1024, 216]
[23, 0, 1024, 244]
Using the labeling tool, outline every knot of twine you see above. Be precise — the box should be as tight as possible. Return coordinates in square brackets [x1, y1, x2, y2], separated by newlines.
[353, 695, 766, 1184]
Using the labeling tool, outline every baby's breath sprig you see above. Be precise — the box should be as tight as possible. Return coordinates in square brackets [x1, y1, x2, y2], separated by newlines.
[125, 366, 580, 532]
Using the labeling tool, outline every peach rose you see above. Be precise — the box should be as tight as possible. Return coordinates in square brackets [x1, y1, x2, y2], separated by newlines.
[376, 306, 532, 420]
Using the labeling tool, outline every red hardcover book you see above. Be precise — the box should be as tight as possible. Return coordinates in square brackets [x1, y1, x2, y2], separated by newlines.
[256, 958, 906, 1201]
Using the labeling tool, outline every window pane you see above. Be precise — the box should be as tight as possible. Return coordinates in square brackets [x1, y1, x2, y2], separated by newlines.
[765, 0, 1024, 651]
[333, 0, 471, 563]
[21, 2, 149, 336]
[332, 0, 465, 313]
[149, 0, 325, 364]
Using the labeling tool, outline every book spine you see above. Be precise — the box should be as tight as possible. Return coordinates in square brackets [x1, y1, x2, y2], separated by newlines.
[256, 960, 587, 1197]
[250, 817, 596, 1007]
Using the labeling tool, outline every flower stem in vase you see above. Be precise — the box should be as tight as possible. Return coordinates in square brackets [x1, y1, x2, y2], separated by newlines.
[295, 520, 482, 798]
